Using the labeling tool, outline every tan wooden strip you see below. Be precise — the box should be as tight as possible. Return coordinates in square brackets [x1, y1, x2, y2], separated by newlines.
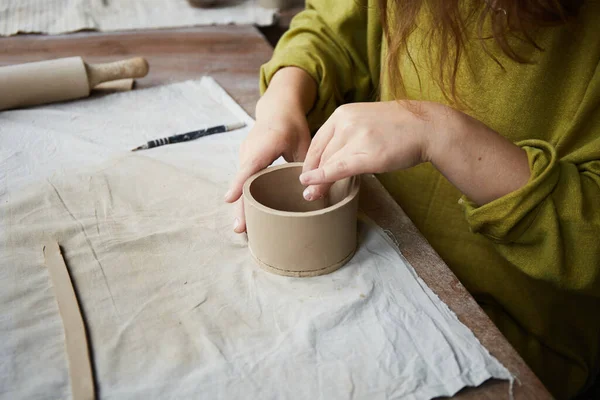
[43, 241, 95, 400]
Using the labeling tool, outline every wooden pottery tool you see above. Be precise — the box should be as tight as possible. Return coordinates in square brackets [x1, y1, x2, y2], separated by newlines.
[0, 57, 149, 111]
[243, 162, 360, 277]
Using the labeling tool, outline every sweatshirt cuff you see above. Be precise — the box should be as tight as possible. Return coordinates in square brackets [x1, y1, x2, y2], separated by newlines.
[259, 48, 338, 134]
[460, 140, 561, 243]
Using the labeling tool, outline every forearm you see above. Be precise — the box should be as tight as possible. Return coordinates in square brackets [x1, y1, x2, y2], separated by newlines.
[429, 109, 531, 206]
[257, 67, 317, 119]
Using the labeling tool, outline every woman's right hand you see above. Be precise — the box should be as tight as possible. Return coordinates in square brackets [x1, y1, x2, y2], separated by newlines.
[225, 67, 317, 233]
[224, 87, 312, 233]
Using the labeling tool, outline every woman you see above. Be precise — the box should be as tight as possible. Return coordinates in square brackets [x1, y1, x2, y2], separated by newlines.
[224, 0, 600, 398]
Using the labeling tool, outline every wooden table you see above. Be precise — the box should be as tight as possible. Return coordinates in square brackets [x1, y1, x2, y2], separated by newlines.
[0, 26, 550, 399]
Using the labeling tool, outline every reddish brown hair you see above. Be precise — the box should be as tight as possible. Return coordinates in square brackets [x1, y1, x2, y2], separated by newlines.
[378, 0, 583, 104]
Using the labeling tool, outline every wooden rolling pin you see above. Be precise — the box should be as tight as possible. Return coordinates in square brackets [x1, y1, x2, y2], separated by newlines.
[0, 57, 149, 111]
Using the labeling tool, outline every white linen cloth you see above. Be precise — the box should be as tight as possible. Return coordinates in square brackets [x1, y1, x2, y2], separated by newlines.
[0, 78, 512, 399]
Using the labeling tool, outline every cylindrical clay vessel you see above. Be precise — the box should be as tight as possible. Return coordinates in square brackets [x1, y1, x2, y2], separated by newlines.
[243, 162, 360, 277]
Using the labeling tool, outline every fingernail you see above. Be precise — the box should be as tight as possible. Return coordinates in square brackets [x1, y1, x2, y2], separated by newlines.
[303, 187, 313, 201]
[224, 190, 232, 200]
[233, 218, 239, 231]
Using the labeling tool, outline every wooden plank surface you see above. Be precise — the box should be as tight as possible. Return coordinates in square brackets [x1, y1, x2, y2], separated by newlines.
[0, 26, 550, 399]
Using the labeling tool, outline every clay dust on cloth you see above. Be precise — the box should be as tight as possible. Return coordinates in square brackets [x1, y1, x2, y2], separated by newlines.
[0, 78, 512, 399]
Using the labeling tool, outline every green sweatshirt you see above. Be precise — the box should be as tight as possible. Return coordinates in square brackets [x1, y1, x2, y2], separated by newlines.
[259, 1, 600, 398]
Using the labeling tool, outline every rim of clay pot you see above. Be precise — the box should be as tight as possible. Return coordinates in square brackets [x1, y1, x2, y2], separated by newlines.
[242, 162, 360, 218]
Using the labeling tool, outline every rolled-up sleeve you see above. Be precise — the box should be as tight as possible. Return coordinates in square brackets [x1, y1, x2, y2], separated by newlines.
[460, 138, 600, 295]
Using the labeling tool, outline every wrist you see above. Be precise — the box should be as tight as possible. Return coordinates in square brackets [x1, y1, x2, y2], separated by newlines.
[257, 67, 317, 118]
[254, 91, 311, 145]
[424, 104, 466, 167]
[256, 89, 306, 121]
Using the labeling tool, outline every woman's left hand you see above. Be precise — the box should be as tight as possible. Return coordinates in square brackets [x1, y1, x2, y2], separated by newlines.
[299, 100, 531, 206]
[299, 101, 445, 200]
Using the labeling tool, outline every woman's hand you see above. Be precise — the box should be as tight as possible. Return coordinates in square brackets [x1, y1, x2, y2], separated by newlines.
[224, 67, 316, 233]
[224, 101, 311, 233]
[300, 101, 437, 200]
[300, 101, 530, 206]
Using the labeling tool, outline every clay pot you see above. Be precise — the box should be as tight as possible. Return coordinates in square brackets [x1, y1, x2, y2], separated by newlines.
[243, 162, 360, 277]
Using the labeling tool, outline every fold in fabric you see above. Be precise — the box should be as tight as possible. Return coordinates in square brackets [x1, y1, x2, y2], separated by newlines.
[0, 154, 511, 399]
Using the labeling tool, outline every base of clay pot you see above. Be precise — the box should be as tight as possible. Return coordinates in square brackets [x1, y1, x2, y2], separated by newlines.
[249, 246, 357, 278]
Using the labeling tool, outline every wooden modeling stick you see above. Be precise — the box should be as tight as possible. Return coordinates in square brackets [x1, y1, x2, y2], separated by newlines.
[0, 57, 149, 111]
[43, 241, 95, 400]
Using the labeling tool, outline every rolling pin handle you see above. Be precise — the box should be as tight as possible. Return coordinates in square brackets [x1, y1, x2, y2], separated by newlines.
[85, 57, 149, 88]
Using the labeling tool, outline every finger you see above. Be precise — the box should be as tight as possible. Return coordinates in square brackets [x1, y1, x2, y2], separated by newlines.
[225, 153, 276, 203]
[302, 136, 347, 201]
[317, 132, 347, 169]
[301, 144, 345, 200]
[300, 150, 369, 185]
[301, 148, 346, 200]
[233, 198, 247, 233]
[302, 117, 335, 173]
[302, 182, 333, 202]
